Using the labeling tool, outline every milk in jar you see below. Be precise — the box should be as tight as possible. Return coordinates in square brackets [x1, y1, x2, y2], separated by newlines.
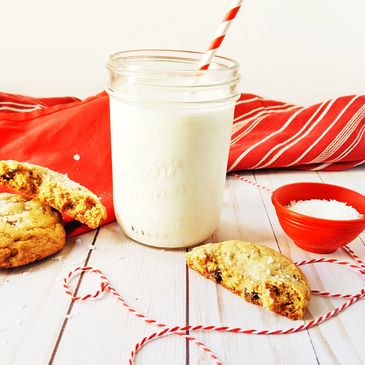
[107, 50, 240, 248]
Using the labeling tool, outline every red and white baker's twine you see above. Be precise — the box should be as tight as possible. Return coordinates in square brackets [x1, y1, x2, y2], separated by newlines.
[198, 0, 243, 70]
[231, 173, 273, 193]
[63, 248, 365, 364]
[63, 175, 364, 364]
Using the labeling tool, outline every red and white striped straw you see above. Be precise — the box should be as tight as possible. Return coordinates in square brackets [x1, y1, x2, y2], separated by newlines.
[198, 0, 243, 70]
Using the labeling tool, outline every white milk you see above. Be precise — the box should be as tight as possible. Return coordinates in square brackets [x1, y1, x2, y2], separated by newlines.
[107, 50, 239, 248]
[110, 100, 234, 247]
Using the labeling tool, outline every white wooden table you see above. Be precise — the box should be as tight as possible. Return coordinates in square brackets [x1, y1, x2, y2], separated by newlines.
[1, 167, 365, 365]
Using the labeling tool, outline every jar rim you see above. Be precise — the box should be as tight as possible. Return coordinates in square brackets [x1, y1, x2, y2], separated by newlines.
[107, 49, 239, 75]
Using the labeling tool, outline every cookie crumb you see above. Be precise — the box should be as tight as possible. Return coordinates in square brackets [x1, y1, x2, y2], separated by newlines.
[75, 238, 82, 244]
[73, 154, 80, 161]
[88, 244, 96, 250]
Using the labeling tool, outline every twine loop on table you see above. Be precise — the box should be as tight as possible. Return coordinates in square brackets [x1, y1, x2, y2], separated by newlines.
[63, 177, 365, 364]
[64, 267, 221, 364]
[63, 245, 365, 365]
[63, 266, 109, 302]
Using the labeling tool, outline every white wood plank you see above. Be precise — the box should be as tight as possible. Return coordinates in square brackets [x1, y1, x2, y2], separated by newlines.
[188, 173, 318, 365]
[52, 223, 187, 365]
[314, 167, 365, 365]
[0, 230, 96, 365]
[254, 168, 365, 365]
[2, 166, 364, 365]
[317, 166, 365, 242]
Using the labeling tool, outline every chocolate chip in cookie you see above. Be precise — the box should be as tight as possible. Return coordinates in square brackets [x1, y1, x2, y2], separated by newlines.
[0, 160, 106, 229]
[0, 193, 66, 268]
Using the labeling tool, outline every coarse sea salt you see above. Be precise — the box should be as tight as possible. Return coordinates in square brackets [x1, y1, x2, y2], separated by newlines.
[286, 199, 363, 220]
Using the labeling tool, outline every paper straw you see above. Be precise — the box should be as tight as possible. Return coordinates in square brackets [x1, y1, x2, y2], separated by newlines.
[198, 0, 243, 70]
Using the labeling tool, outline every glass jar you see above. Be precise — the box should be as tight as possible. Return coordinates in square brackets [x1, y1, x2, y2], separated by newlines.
[106, 49, 239, 248]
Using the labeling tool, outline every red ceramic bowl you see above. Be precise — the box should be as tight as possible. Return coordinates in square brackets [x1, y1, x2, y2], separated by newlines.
[271, 182, 365, 254]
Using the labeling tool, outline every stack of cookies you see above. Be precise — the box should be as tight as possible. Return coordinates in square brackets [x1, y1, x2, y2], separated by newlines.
[0, 160, 106, 268]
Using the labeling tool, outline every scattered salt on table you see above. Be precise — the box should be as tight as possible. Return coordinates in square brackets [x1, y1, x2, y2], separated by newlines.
[286, 199, 363, 220]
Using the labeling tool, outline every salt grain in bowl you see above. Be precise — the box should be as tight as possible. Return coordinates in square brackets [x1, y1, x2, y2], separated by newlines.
[286, 199, 364, 220]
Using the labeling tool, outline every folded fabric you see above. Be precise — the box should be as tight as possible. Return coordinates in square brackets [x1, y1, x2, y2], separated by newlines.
[1, 91, 364, 236]
[229, 94, 365, 171]
[0, 91, 112, 237]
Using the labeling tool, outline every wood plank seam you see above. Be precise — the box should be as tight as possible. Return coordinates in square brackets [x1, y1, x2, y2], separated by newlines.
[305, 324, 322, 365]
[252, 172, 282, 253]
[253, 171, 323, 363]
[185, 252, 190, 365]
[48, 228, 101, 365]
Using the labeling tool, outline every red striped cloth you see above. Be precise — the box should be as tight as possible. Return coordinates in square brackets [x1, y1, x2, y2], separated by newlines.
[1, 90, 364, 234]
[229, 93, 365, 171]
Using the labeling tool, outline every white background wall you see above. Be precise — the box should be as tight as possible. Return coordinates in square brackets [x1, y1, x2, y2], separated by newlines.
[1, 0, 364, 105]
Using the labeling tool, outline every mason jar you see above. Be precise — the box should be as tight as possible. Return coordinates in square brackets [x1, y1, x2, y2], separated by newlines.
[106, 49, 239, 248]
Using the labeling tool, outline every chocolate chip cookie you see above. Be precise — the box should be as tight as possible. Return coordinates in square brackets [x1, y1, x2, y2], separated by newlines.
[0, 160, 106, 229]
[0, 193, 66, 268]
[186, 240, 311, 320]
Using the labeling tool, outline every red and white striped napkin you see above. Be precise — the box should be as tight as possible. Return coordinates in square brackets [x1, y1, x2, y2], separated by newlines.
[229, 93, 365, 171]
[1, 90, 364, 234]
